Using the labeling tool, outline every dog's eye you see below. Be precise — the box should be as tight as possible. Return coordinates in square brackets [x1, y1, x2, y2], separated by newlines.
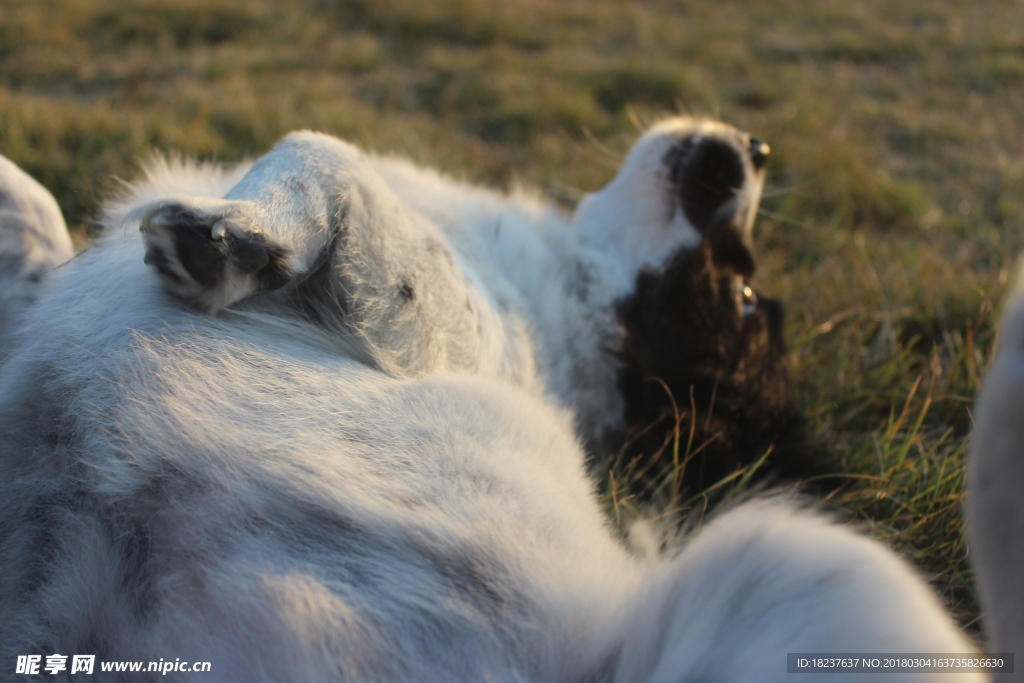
[740, 283, 758, 317]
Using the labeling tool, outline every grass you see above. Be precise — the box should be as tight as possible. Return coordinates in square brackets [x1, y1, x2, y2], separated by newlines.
[3, 0, 1023, 635]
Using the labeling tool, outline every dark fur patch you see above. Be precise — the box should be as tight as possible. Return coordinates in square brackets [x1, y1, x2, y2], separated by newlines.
[668, 138, 745, 234]
[149, 204, 293, 296]
[12, 490, 80, 596]
[705, 214, 756, 279]
[609, 244, 825, 498]
[399, 280, 415, 301]
[109, 507, 158, 622]
[231, 232, 272, 274]
[246, 235, 292, 292]
[143, 247, 185, 286]
[165, 208, 229, 288]
[667, 137, 756, 277]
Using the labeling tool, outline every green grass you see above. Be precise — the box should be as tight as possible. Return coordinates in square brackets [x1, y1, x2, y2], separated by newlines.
[3, 0, 1023, 635]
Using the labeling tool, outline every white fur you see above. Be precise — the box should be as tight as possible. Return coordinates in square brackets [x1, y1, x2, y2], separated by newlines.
[0, 120, 980, 682]
[968, 262, 1024, 682]
[0, 154, 74, 357]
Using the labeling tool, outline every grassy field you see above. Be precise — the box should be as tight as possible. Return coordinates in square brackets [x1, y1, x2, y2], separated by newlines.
[3, 0, 1023, 634]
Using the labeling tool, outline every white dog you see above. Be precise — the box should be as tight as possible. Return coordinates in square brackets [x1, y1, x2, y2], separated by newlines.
[0, 119, 980, 682]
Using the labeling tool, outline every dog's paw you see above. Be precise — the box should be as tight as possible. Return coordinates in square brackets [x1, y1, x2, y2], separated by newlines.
[140, 201, 291, 314]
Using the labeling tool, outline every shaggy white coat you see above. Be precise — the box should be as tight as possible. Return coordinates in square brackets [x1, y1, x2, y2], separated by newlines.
[0, 120, 980, 682]
[0, 154, 74, 357]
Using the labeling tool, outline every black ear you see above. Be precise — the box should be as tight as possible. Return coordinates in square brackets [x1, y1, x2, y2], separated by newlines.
[667, 137, 755, 277]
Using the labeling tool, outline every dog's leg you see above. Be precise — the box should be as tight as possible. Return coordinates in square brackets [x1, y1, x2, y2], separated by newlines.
[136, 132, 526, 380]
[136, 132, 376, 314]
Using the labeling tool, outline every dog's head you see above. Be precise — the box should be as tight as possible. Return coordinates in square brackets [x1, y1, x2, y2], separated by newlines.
[572, 118, 815, 495]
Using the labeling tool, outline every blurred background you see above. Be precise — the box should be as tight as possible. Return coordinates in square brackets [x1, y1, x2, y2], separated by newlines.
[2, 0, 1022, 633]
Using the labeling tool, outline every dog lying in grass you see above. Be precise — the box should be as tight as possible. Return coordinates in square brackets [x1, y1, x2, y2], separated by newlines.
[0, 119, 816, 497]
[0, 119, 978, 682]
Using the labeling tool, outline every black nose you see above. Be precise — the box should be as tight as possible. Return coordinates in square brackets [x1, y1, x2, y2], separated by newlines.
[749, 137, 770, 170]
[667, 136, 756, 278]
[669, 137, 745, 233]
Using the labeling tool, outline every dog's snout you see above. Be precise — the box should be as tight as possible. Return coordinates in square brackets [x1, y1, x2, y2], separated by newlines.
[748, 137, 770, 170]
[668, 137, 745, 233]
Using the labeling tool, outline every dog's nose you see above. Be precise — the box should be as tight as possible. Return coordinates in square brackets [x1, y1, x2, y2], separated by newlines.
[749, 137, 770, 170]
